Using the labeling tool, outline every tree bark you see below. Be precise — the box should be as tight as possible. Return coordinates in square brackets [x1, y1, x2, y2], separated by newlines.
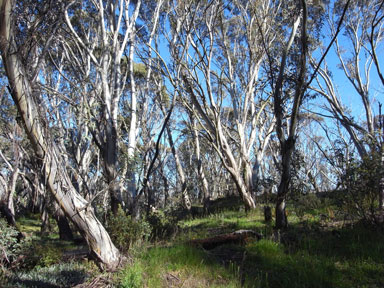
[0, 0, 120, 270]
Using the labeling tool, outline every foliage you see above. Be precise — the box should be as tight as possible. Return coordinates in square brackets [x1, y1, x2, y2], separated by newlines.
[147, 208, 179, 241]
[0, 219, 29, 272]
[339, 152, 383, 223]
[292, 193, 322, 221]
[106, 208, 151, 252]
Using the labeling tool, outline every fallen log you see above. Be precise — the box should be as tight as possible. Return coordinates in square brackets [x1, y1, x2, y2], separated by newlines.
[189, 230, 262, 250]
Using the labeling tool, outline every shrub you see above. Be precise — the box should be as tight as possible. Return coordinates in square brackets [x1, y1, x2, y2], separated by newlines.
[0, 219, 29, 272]
[106, 208, 151, 252]
[147, 209, 179, 240]
[339, 152, 384, 223]
[293, 194, 322, 221]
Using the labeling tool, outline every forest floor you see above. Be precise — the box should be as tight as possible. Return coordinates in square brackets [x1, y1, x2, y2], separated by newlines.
[4, 203, 384, 288]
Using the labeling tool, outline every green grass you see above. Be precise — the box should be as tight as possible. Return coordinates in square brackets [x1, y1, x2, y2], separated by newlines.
[17, 214, 42, 235]
[179, 209, 268, 240]
[117, 244, 241, 287]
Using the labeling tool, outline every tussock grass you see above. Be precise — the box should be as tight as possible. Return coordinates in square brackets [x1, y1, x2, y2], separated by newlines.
[6, 262, 92, 288]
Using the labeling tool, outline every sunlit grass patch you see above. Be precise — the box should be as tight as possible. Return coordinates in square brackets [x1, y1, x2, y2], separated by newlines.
[118, 244, 241, 287]
[17, 215, 41, 235]
[179, 208, 266, 239]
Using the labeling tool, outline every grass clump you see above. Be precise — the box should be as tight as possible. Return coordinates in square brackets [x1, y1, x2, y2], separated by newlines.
[119, 261, 144, 288]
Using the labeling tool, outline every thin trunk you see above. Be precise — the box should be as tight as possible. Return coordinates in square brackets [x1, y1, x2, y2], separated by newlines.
[162, 172, 169, 209]
[166, 125, 191, 211]
[191, 116, 210, 212]
[126, 29, 139, 207]
[272, 1, 307, 229]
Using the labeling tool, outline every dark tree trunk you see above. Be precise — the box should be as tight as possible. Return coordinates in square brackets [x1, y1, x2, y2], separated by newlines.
[105, 122, 121, 216]
[264, 206, 272, 223]
[54, 203, 73, 241]
[40, 204, 51, 236]
[275, 139, 294, 229]
[0, 201, 16, 226]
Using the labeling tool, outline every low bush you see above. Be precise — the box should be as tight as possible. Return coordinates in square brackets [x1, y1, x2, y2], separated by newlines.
[106, 208, 151, 252]
[8, 262, 89, 287]
[293, 193, 322, 221]
[339, 153, 384, 224]
[0, 219, 29, 272]
[147, 209, 179, 240]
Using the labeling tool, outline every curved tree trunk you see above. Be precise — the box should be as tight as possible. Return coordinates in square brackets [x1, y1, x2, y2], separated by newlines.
[0, 0, 120, 270]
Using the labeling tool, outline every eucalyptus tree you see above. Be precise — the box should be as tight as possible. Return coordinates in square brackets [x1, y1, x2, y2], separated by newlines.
[292, 114, 335, 194]
[0, 0, 120, 270]
[266, 0, 351, 228]
[61, 0, 143, 215]
[165, 0, 278, 210]
[189, 111, 210, 210]
[164, 113, 192, 210]
[267, 0, 309, 228]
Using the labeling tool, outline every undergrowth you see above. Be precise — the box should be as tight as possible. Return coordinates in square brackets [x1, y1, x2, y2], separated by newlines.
[118, 205, 384, 288]
[5, 200, 384, 288]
